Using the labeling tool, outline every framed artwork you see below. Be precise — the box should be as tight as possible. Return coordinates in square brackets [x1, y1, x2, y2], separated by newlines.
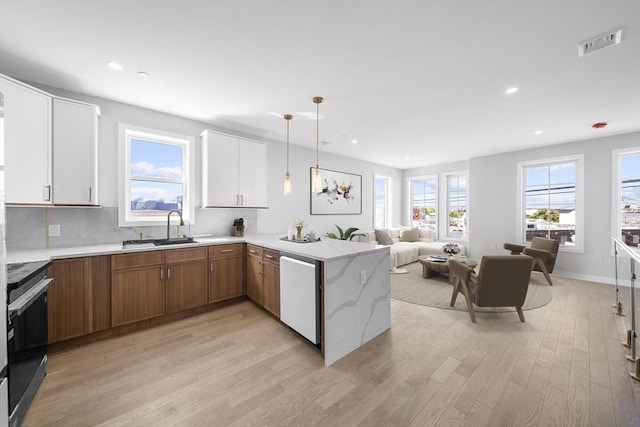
[310, 167, 362, 215]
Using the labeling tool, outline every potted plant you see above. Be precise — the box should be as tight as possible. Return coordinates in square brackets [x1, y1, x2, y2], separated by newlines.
[326, 225, 364, 241]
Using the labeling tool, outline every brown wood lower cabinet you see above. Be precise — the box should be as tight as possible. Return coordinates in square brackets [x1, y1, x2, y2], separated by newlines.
[246, 245, 263, 305]
[166, 247, 208, 313]
[209, 243, 244, 303]
[262, 257, 280, 317]
[246, 244, 280, 317]
[48, 257, 92, 343]
[48, 256, 111, 343]
[111, 251, 165, 327]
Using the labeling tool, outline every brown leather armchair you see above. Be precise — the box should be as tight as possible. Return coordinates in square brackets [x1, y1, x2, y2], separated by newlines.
[503, 237, 560, 286]
[449, 255, 533, 323]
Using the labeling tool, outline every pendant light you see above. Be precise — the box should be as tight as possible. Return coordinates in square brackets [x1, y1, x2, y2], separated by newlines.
[283, 114, 293, 196]
[312, 96, 324, 193]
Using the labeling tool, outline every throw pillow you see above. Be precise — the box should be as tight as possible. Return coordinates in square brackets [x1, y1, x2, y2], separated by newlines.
[400, 228, 419, 242]
[375, 229, 394, 246]
[419, 228, 436, 242]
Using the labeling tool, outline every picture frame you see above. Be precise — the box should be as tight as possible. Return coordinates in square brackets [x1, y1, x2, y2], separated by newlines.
[310, 167, 362, 215]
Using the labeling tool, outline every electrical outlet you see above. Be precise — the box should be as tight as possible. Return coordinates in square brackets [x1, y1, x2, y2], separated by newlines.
[48, 224, 60, 237]
[360, 270, 367, 285]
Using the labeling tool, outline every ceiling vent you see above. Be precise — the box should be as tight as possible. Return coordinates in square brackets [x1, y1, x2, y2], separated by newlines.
[578, 28, 622, 57]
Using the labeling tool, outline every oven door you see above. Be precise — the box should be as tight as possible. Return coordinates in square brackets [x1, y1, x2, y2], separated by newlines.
[7, 277, 51, 423]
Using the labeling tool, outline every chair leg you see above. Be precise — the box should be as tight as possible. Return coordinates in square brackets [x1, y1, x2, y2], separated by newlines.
[535, 259, 553, 286]
[450, 278, 460, 307]
[458, 279, 476, 323]
[516, 306, 525, 322]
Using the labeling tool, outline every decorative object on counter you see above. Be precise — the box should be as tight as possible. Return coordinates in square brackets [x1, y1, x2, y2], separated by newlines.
[306, 231, 316, 241]
[325, 224, 364, 241]
[232, 218, 244, 237]
[442, 243, 460, 257]
[310, 168, 362, 215]
[279, 236, 321, 243]
[311, 96, 324, 193]
[283, 113, 293, 196]
[293, 219, 305, 240]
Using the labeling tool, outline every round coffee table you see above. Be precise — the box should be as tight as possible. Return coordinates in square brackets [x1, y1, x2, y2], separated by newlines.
[418, 256, 477, 282]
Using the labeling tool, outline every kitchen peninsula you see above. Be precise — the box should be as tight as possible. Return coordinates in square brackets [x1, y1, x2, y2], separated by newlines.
[7, 234, 391, 366]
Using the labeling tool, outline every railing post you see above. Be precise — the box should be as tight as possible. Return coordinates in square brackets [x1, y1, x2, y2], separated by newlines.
[614, 243, 625, 316]
[629, 260, 640, 380]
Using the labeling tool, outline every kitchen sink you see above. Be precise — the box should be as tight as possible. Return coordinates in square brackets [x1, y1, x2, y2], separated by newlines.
[122, 237, 197, 249]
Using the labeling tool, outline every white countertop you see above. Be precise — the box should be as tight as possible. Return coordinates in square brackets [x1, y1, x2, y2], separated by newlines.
[7, 234, 388, 264]
[244, 234, 388, 261]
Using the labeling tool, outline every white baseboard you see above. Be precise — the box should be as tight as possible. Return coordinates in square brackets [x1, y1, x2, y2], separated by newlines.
[554, 270, 633, 287]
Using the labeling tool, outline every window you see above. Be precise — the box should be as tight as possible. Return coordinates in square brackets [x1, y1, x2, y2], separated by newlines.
[374, 175, 391, 229]
[613, 148, 640, 248]
[409, 175, 437, 231]
[118, 124, 192, 227]
[518, 155, 583, 252]
[446, 172, 468, 240]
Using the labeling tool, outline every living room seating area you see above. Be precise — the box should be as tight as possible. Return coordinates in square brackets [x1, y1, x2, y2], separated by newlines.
[358, 226, 466, 270]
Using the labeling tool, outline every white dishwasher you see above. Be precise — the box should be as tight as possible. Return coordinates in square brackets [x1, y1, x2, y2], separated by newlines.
[279, 256, 319, 345]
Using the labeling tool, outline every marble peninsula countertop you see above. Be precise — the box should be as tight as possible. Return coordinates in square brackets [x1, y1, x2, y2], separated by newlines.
[7, 233, 388, 264]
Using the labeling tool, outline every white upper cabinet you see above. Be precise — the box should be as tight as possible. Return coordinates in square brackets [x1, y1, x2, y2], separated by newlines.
[0, 75, 53, 204]
[53, 97, 99, 205]
[0, 74, 99, 206]
[201, 130, 267, 208]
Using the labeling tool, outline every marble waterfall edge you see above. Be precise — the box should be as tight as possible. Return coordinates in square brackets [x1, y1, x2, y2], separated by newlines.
[323, 249, 391, 366]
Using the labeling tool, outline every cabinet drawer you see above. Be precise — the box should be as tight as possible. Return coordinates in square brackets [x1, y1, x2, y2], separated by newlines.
[165, 247, 207, 264]
[111, 251, 165, 270]
[209, 243, 244, 258]
[263, 249, 280, 264]
[246, 244, 263, 258]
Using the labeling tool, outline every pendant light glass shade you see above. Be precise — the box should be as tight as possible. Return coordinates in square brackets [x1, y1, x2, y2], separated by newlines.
[312, 96, 324, 193]
[283, 114, 293, 196]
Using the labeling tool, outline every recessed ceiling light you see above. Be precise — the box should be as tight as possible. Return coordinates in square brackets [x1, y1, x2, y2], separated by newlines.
[534, 130, 544, 135]
[505, 87, 519, 95]
[106, 61, 123, 71]
[351, 139, 358, 144]
[404, 156, 410, 160]
[138, 71, 150, 78]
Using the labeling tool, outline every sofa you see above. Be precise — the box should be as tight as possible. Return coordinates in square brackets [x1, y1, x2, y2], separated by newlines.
[358, 227, 466, 270]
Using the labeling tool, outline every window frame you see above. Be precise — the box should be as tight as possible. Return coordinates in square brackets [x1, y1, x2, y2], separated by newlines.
[517, 154, 584, 253]
[612, 147, 640, 249]
[444, 170, 468, 241]
[407, 174, 438, 233]
[118, 123, 193, 227]
[374, 174, 392, 229]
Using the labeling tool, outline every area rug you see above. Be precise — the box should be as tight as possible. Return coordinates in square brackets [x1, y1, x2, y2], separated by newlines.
[390, 262, 552, 313]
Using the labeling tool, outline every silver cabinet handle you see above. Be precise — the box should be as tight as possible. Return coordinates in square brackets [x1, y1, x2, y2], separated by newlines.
[240, 195, 244, 205]
[44, 185, 52, 201]
[210, 261, 213, 272]
[160, 268, 163, 280]
[265, 254, 274, 259]
[249, 249, 257, 254]
[167, 267, 171, 279]
[221, 249, 233, 253]
[235, 195, 239, 205]
[89, 186, 92, 203]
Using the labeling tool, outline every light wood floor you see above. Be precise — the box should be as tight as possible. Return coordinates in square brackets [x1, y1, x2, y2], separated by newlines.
[24, 272, 640, 426]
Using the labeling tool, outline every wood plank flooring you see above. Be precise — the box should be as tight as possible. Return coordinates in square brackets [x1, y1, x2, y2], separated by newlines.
[23, 272, 640, 426]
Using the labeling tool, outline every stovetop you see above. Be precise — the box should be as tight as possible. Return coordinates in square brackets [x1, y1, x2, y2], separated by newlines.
[6, 260, 52, 292]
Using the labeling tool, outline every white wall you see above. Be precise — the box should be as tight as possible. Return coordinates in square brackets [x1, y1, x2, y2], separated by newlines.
[258, 141, 403, 237]
[469, 131, 639, 283]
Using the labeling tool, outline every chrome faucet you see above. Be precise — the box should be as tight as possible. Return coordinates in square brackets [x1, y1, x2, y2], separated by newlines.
[167, 209, 184, 239]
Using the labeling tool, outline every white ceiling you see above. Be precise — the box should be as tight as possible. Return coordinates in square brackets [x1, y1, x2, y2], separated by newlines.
[1, 0, 638, 169]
